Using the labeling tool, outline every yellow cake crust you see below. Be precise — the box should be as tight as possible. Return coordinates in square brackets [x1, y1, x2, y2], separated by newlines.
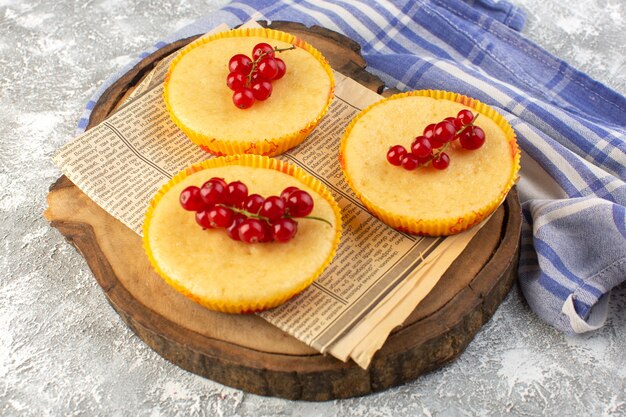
[339, 90, 520, 236]
[143, 155, 342, 313]
[164, 28, 335, 156]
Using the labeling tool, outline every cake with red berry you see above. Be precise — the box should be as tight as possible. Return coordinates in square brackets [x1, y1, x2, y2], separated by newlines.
[339, 90, 520, 236]
[143, 155, 342, 313]
[164, 27, 335, 156]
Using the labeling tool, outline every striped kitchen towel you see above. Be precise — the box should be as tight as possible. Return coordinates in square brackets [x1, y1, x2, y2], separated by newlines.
[77, 0, 625, 335]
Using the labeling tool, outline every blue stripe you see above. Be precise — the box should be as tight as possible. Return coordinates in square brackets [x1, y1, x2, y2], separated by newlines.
[544, 61, 567, 91]
[524, 102, 625, 177]
[77, 118, 88, 130]
[613, 205, 626, 240]
[534, 237, 605, 298]
[221, 5, 255, 21]
[515, 132, 582, 197]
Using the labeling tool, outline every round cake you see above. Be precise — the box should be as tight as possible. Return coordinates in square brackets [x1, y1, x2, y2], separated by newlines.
[339, 90, 520, 236]
[143, 155, 342, 313]
[164, 28, 335, 156]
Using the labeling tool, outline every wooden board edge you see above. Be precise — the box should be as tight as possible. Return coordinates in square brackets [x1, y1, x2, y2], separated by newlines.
[362, 188, 521, 395]
[44, 21, 522, 400]
[44, 187, 520, 400]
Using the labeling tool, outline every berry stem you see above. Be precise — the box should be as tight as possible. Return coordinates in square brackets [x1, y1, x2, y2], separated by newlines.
[297, 215, 333, 227]
[273, 45, 296, 53]
[218, 203, 331, 226]
[455, 113, 479, 136]
[219, 204, 267, 221]
[417, 114, 480, 168]
[246, 45, 296, 85]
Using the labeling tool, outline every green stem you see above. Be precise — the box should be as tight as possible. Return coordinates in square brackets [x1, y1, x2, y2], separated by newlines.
[418, 114, 481, 166]
[246, 45, 296, 85]
[298, 215, 333, 227]
[217, 203, 332, 227]
[223, 204, 267, 221]
[455, 113, 479, 137]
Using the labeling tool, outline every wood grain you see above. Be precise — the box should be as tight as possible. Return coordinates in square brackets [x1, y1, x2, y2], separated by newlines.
[44, 21, 521, 400]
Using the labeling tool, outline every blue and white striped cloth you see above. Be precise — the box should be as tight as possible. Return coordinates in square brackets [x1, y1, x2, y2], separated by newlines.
[77, 0, 625, 335]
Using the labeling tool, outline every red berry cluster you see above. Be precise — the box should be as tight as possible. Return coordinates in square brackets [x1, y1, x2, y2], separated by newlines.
[179, 177, 321, 243]
[227, 42, 296, 109]
[387, 109, 485, 170]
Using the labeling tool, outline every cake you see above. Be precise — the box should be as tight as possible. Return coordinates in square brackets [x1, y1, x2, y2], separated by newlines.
[339, 90, 520, 236]
[143, 155, 342, 313]
[164, 28, 335, 156]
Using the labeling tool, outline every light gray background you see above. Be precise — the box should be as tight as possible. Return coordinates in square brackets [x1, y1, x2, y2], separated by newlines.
[1, 0, 624, 416]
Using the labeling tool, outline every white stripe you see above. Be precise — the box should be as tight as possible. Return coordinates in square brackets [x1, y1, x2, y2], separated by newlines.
[304, 0, 378, 43]
[533, 198, 611, 231]
[562, 294, 607, 333]
[282, 0, 341, 32]
[603, 177, 625, 194]
[514, 122, 591, 191]
[328, 0, 478, 66]
[606, 146, 626, 168]
[433, 60, 626, 194]
[227, 2, 268, 18]
[425, 4, 626, 178]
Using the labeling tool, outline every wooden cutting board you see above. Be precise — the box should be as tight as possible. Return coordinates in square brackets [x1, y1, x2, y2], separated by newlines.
[44, 21, 521, 401]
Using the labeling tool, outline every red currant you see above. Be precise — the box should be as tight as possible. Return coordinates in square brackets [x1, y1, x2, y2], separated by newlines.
[456, 109, 474, 126]
[260, 221, 274, 243]
[257, 57, 279, 80]
[249, 71, 262, 84]
[195, 210, 213, 229]
[386, 145, 407, 166]
[200, 178, 227, 207]
[226, 181, 248, 208]
[417, 154, 432, 165]
[232, 88, 255, 109]
[274, 58, 286, 79]
[244, 194, 264, 214]
[179, 186, 204, 211]
[226, 72, 246, 91]
[433, 120, 456, 145]
[238, 218, 266, 243]
[387, 110, 485, 172]
[423, 123, 436, 139]
[272, 218, 298, 242]
[432, 152, 450, 170]
[460, 126, 485, 150]
[226, 214, 246, 241]
[208, 206, 233, 228]
[280, 186, 300, 201]
[410, 136, 433, 159]
[211, 178, 228, 189]
[444, 116, 463, 131]
[252, 43, 275, 60]
[260, 196, 286, 221]
[251, 80, 273, 100]
[401, 153, 419, 170]
[228, 54, 252, 75]
[286, 190, 314, 217]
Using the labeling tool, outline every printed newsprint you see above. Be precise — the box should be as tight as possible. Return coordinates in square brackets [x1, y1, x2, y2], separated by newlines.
[53, 26, 482, 369]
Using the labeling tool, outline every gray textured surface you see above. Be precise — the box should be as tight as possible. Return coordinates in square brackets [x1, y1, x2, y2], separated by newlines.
[1, 0, 625, 415]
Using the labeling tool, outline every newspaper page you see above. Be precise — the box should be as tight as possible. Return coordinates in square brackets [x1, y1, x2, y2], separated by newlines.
[53, 27, 483, 369]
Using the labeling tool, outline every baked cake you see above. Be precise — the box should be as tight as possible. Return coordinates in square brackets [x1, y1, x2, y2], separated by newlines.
[143, 155, 342, 313]
[164, 28, 334, 156]
[339, 90, 520, 236]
